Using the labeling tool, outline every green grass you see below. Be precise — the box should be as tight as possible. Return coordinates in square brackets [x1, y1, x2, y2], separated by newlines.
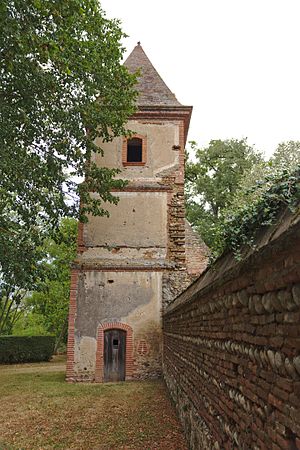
[0, 358, 186, 450]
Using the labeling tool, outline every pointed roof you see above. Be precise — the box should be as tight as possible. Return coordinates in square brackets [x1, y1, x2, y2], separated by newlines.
[124, 43, 182, 107]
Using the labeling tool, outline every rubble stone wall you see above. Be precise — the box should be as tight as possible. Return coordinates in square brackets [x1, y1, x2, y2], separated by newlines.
[185, 220, 209, 278]
[163, 207, 300, 449]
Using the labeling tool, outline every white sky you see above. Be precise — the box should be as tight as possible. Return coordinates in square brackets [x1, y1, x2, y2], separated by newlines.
[100, 0, 300, 157]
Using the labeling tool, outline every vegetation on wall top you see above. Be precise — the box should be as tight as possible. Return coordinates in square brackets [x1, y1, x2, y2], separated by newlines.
[219, 168, 300, 259]
[186, 139, 300, 261]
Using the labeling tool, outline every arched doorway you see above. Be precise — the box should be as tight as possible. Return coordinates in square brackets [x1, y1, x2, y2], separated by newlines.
[95, 322, 133, 382]
[104, 329, 126, 382]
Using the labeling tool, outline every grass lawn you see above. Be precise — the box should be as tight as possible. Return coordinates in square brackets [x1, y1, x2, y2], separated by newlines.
[0, 356, 187, 450]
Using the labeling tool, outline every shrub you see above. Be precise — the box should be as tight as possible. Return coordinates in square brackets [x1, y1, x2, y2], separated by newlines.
[0, 335, 55, 364]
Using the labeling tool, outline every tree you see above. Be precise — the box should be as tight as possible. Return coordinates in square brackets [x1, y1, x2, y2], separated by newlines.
[271, 141, 300, 171]
[0, 218, 46, 334]
[13, 218, 77, 350]
[0, 0, 137, 231]
[0, 1, 137, 334]
[185, 139, 263, 251]
[227, 140, 300, 214]
[218, 168, 300, 259]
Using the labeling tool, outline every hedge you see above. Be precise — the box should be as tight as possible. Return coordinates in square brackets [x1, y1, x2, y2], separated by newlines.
[0, 335, 55, 364]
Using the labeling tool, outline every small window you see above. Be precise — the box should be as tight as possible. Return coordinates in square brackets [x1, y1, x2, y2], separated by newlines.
[127, 138, 142, 162]
[122, 134, 146, 166]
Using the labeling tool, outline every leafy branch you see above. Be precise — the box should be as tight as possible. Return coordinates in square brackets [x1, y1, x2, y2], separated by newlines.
[218, 169, 300, 259]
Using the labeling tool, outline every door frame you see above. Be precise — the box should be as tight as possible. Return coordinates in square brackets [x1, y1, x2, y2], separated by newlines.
[104, 328, 126, 382]
[95, 322, 134, 382]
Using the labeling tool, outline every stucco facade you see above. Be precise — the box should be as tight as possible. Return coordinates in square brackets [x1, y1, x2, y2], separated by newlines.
[66, 44, 208, 382]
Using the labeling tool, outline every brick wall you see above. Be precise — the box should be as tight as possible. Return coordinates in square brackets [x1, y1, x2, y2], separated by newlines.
[163, 206, 300, 449]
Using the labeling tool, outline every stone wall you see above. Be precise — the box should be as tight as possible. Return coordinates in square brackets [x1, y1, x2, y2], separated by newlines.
[163, 206, 300, 449]
[185, 220, 209, 278]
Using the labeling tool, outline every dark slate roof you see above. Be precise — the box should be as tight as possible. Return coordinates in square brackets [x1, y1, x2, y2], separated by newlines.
[124, 43, 182, 107]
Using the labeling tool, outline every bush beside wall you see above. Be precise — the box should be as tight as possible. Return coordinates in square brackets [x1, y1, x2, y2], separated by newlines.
[0, 336, 55, 363]
[163, 206, 300, 450]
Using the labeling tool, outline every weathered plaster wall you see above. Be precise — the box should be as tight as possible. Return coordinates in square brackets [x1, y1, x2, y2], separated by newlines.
[93, 120, 180, 178]
[163, 206, 300, 449]
[67, 111, 209, 384]
[73, 270, 162, 380]
[79, 246, 167, 263]
[85, 191, 168, 248]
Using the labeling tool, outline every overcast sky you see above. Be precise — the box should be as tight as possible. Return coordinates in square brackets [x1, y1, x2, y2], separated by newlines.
[101, 0, 300, 157]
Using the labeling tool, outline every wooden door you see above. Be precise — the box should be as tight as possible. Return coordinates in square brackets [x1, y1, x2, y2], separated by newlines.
[104, 329, 126, 382]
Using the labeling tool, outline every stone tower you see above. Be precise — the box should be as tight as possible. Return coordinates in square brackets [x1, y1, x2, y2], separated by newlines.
[66, 43, 208, 382]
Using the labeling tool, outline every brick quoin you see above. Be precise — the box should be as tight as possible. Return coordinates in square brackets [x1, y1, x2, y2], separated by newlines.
[66, 268, 79, 381]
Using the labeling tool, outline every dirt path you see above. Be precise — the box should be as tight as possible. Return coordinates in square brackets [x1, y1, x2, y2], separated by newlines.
[0, 358, 187, 450]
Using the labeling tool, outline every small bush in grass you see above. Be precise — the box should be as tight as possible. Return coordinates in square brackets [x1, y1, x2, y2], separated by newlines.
[0, 336, 55, 364]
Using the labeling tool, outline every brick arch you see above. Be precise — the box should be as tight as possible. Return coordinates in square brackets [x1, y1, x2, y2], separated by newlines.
[95, 322, 134, 382]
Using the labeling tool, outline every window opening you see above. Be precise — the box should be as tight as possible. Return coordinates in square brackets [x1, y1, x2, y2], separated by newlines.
[113, 339, 119, 348]
[127, 137, 142, 162]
